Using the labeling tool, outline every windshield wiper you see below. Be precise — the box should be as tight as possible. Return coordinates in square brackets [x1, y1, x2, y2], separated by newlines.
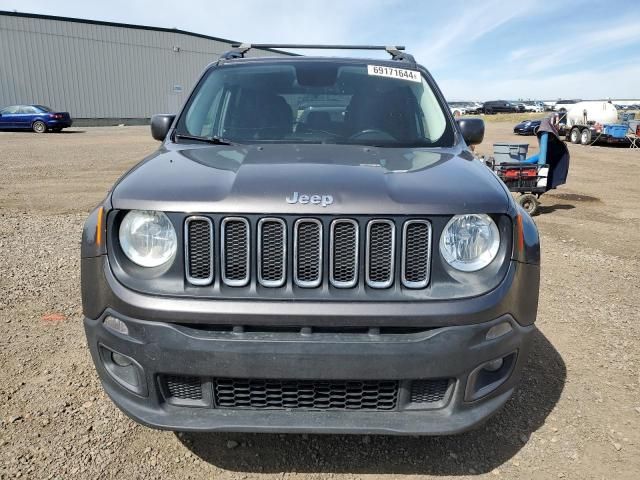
[174, 133, 237, 145]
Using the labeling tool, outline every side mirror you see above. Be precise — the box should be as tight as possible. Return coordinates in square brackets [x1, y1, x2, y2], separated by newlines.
[457, 118, 484, 146]
[150, 114, 176, 141]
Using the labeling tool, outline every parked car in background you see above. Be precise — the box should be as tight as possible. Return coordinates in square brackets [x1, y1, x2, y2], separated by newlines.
[553, 99, 581, 112]
[513, 119, 541, 135]
[523, 102, 544, 113]
[448, 102, 467, 116]
[514, 103, 527, 113]
[0, 105, 72, 133]
[483, 100, 518, 114]
[466, 102, 483, 114]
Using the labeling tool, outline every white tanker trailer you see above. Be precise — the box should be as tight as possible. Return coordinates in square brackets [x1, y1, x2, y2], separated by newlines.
[561, 101, 628, 145]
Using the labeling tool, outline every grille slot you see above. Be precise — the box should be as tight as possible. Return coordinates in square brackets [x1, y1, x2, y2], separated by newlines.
[366, 220, 395, 288]
[330, 219, 359, 288]
[184, 217, 214, 285]
[258, 218, 286, 287]
[294, 219, 323, 288]
[221, 218, 250, 286]
[409, 379, 450, 404]
[214, 378, 398, 410]
[165, 375, 203, 400]
[402, 220, 432, 288]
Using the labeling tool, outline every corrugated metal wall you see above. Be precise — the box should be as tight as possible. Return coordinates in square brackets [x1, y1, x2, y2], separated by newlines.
[0, 13, 285, 119]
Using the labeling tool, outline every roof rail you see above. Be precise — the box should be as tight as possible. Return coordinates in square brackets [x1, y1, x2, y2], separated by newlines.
[222, 44, 414, 62]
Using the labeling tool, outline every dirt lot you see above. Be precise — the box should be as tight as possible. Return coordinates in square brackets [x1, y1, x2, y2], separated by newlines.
[1, 124, 639, 479]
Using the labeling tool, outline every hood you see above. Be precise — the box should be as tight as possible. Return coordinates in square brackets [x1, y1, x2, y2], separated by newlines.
[111, 143, 509, 215]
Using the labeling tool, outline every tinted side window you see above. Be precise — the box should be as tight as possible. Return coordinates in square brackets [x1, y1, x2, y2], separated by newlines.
[1, 106, 20, 114]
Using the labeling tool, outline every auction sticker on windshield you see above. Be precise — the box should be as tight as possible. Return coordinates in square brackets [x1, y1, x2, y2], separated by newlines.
[367, 65, 421, 83]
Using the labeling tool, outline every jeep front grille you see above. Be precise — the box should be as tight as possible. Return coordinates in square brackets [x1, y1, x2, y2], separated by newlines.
[184, 216, 432, 290]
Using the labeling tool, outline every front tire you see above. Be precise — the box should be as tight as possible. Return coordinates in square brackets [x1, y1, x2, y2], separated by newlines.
[518, 193, 540, 216]
[570, 127, 581, 144]
[32, 120, 47, 133]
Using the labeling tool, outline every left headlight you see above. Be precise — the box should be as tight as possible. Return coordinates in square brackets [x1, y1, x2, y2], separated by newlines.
[119, 210, 177, 267]
[440, 214, 500, 272]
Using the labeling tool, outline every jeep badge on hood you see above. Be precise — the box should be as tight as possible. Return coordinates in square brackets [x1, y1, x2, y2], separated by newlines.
[286, 192, 334, 207]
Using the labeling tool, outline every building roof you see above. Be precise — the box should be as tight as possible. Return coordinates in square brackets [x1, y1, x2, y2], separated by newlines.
[0, 10, 294, 56]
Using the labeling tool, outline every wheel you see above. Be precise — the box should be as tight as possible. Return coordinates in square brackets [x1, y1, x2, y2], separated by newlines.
[580, 128, 592, 145]
[32, 120, 47, 133]
[518, 193, 539, 215]
[570, 127, 581, 144]
[485, 108, 493, 115]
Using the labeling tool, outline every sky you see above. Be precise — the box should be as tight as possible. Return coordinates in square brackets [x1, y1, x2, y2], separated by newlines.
[2, 0, 639, 100]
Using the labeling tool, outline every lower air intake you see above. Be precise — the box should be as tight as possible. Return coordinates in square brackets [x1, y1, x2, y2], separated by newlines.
[214, 378, 398, 411]
[409, 378, 450, 404]
[164, 375, 203, 400]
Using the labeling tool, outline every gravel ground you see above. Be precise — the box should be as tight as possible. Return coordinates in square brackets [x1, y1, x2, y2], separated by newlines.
[0, 124, 639, 479]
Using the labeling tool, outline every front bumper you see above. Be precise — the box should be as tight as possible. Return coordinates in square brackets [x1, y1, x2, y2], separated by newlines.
[85, 311, 534, 435]
[82, 254, 539, 434]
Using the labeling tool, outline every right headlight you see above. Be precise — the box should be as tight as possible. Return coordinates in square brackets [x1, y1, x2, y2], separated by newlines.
[440, 214, 500, 272]
[119, 210, 177, 267]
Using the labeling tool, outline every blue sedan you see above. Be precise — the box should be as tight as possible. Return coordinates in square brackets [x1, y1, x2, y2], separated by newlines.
[0, 105, 73, 133]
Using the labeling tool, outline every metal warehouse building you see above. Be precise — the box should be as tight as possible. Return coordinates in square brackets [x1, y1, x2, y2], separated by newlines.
[0, 11, 289, 124]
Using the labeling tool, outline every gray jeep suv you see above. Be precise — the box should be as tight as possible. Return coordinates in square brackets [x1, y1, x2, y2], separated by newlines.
[81, 45, 540, 435]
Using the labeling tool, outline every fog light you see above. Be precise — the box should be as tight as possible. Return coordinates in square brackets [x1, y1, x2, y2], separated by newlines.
[111, 352, 133, 367]
[98, 345, 147, 396]
[104, 315, 129, 336]
[483, 358, 504, 372]
[465, 352, 517, 402]
[486, 322, 512, 340]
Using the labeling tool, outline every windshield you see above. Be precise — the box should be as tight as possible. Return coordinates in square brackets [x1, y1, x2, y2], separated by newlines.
[176, 61, 453, 148]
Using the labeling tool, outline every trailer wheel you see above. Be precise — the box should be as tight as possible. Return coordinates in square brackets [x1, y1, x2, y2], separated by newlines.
[518, 194, 539, 215]
[580, 128, 592, 145]
[570, 127, 581, 144]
